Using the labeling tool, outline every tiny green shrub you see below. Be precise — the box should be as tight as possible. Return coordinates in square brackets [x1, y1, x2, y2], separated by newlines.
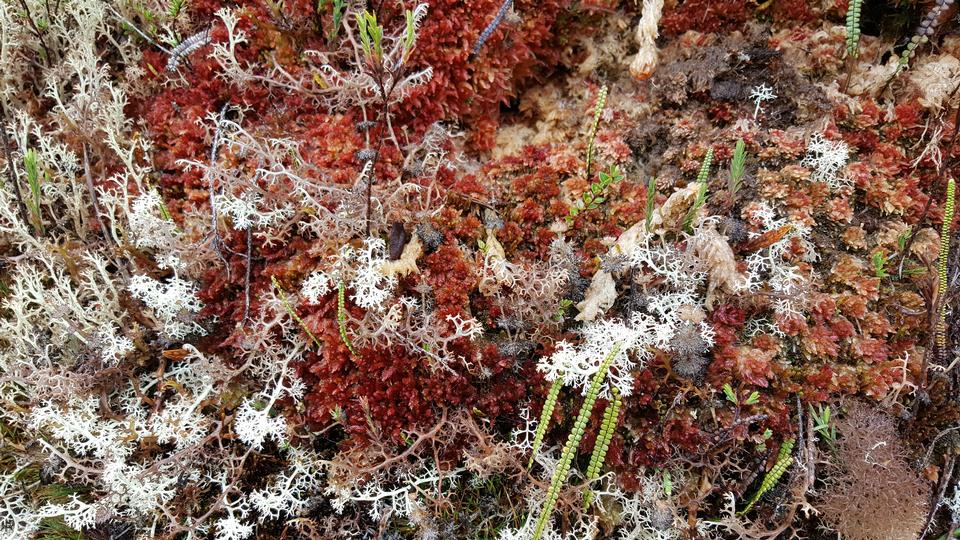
[567, 164, 623, 224]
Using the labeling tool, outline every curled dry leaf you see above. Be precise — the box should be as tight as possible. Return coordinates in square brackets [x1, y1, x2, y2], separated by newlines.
[381, 234, 423, 278]
[689, 221, 746, 309]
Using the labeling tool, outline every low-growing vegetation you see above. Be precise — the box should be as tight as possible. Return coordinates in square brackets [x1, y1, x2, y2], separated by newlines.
[0, 0, 958, 539]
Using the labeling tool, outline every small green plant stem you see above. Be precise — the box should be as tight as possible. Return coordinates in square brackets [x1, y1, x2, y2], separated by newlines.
[739, 438, 795, 515]
[582, 387, 621, 508]
[23, 148, 45, 236]
[338, 279, 359, 357]
[696, 148, 714, 184]
[841, 0, 862, 92]
[532, 342, 622, 540]
[529, 378, 564, 469]
[356, 10, 384, 65]
[845, 0, 862, 59]
[584, 85, 608, 182]
[682, 149, 712, 232]
[728, 138, 745, 200]
[897, 35, 927, 74]
[324, 0, 346, 43]
[809, 404, 837, 453]
[271, 276, 323, 349]
[936, 178, 955, 356]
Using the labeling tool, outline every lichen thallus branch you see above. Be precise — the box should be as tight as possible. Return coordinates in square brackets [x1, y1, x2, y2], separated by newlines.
[206, 102, 233, 280]
[0, 103, 32, 230]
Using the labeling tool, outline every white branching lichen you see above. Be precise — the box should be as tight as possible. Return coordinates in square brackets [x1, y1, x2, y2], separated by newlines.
[128, 274, 205, 339]
[801, 132, 851, 189]
[749, 83, 776, 120]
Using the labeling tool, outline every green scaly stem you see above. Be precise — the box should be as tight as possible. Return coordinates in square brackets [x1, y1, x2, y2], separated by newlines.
[531, 342, 622, 540]
[528, 378, 564, 469]
[582, 387, 622, 507]
[936, 179, 955, 355]
[739, 438, 795, 515]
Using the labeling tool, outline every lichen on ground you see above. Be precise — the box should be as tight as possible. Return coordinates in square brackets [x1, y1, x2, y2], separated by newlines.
[0, 0, 958, 539]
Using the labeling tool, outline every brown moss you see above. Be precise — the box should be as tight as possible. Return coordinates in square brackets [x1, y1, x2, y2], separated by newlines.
[818, 402, 930, 540]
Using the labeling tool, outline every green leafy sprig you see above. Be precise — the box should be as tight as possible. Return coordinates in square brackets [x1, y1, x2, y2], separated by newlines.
[356, 10, 383, 64]
[567, 164, 623, 224]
